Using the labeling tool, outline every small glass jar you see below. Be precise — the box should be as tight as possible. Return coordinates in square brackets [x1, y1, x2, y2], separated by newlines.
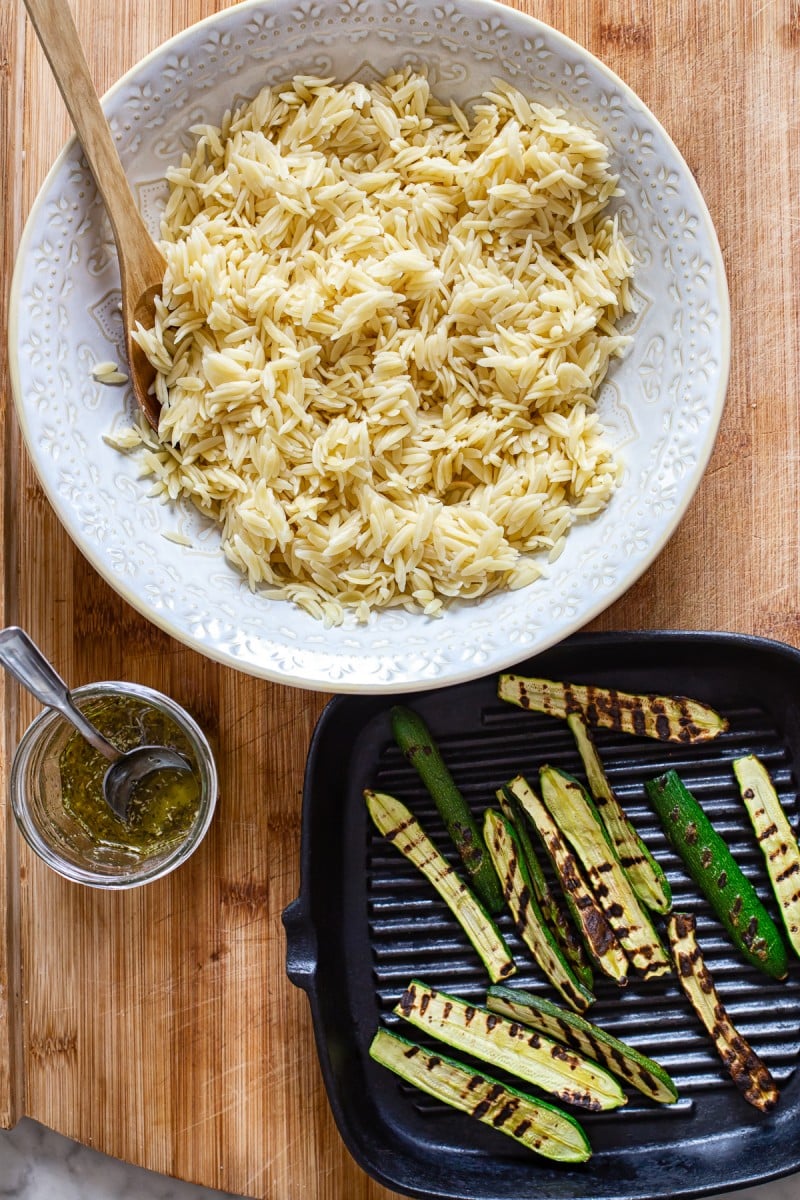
[10, 681, 217, 889]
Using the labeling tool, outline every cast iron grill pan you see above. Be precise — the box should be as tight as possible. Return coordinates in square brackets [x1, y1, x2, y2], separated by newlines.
[283, 632, 800, 1200]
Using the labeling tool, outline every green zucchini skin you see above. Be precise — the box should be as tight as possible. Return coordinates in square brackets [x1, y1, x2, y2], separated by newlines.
[497, 674, 728, 742]
[390, 705, 503, 913]
[483, 809, 595, 1013]
[395, 980, 626, 1111]
[497, 786, 593, 989]
[646, 770, 788, 980]
[567, 711, 672, 915]
[666, 912, 780, 1112]
[365, 790, 516, 983]
[540, 767, 670, 978]
[369, 1028, 592, 1162]
[503, 776, 629, 984]
[733, 755, 800, 959]
[486, 985, 678, 1105]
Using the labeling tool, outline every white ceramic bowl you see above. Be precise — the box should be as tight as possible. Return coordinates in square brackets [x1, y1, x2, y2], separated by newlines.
[9, 0, 729, 693]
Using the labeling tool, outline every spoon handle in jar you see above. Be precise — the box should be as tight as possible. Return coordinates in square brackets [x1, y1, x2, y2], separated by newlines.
[0, 627, 120, 763]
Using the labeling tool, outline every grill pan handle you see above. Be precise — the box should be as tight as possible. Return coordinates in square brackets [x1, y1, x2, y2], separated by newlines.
[282, 898, 318, 989]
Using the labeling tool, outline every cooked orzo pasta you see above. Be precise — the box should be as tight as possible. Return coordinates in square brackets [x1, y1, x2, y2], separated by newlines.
[129, 70, 634, 625]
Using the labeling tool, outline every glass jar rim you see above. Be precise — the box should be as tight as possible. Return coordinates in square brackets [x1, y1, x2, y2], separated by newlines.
[10, 680, 218, 890]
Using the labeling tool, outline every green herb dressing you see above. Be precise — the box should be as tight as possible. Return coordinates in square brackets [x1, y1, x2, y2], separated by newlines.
[59, 694, 201, 857]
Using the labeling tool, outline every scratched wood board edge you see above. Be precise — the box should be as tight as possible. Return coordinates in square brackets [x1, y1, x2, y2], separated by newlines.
[1, 0, 25, 1133]
[4, 1, 799, 1199]
[7, 4, 357, 1190]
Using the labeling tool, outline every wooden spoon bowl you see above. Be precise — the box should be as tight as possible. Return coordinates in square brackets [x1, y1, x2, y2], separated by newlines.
[24, 0, 165, 430]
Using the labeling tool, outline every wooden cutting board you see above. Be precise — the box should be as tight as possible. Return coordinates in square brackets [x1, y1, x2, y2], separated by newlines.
[1, 1, 798, 1197]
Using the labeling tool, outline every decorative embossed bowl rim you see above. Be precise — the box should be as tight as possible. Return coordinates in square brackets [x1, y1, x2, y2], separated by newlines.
[9, 0, 730, 693]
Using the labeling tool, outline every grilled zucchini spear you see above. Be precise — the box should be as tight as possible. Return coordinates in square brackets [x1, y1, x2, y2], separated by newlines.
[365, 790, 515, 983]
[733, 754, 800, 959]
[483, 809, 595, 1013]
[498, 674, 728, 743]
[369, 1028, 592, 1162]
[497, 785, 593, 989]
[645, 770, 788, 980]
[487, 985, 678, 1104]
[540, 767, 671, 978]
[390, 706, 503, 913]
[666, 912, 780, 1112]
[503, 776, 629, 984]
[395, 981, 626, 1111]
[568, 711, 672, 915]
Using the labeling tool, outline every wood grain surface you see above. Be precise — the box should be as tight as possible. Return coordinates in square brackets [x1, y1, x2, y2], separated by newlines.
[1, 1, 798, 1197]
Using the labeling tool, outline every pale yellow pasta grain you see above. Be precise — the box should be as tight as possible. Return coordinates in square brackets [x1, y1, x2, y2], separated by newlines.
[130, 70, 634, 624]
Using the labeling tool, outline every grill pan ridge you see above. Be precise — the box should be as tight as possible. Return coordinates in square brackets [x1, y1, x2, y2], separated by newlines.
[283, 631, 800, 1200]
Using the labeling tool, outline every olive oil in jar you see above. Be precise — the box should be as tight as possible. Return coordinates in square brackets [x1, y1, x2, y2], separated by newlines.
[59, 693, 201, 857]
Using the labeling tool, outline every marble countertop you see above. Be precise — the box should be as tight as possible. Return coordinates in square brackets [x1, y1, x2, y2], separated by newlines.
[1, 1118, 798, 1200]
[0, 1121, 239, 1200]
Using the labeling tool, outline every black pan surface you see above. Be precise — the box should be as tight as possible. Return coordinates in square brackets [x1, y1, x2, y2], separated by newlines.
[283, 631, 800, 1200]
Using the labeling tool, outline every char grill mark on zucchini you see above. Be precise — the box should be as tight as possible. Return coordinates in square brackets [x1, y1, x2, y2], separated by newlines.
[483, 809, 595, 1013]
[539, 767, 670, 978]
[733, 755, 800, 959]
[390, 705, 503, 913]
[666, 913, 780, 1112]
[497, 786, 593, 989]
[369, 1028, 592, 1162]
[645, 771, 788, 980]
[498, 674, 728, 743]
[567, 712, 672, 915]
[503, 777, 629, 984]
[394, 980, 626, 1111]
[486, 985, 679, 1105]
[365, 790, 516, 983]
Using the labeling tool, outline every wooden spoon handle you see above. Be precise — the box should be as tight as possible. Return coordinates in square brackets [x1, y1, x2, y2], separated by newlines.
[22, 0, 164, 290]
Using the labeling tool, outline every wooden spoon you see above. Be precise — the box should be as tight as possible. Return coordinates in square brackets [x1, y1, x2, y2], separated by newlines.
[24, 0, 165, 429]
